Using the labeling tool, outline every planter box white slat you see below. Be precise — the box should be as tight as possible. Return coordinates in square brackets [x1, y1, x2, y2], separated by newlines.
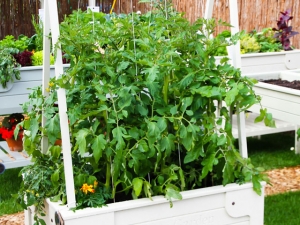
[0, 65, 69, 115]
[0, 141, 31, 169]
[231, 113, 296, 138]
[246, 70, 300, 153]
[247, 70, 300, 125]
[29, 182, 265, 225]
[216, 50, 300, 75]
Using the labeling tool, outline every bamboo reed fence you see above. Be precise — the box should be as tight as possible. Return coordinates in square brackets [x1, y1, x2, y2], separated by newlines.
[0, 0, 299, 48]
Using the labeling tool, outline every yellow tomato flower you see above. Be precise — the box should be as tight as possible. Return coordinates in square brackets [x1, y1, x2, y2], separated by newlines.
[80, 183, 95, 194]
[94, 180, 98, 188]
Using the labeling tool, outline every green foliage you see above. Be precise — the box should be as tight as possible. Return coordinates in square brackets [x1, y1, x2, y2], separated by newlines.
[20, 1, 274, 218]
[0, 48, 21, 88]
[0, 35, 29, 52]
[31, 50, 55, 66]
[30, 15, 44, 51]
[15, 153, 66, 221]
[240, 28, 282, 54]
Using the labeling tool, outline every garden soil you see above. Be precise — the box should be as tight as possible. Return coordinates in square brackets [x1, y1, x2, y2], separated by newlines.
[1, 80, 300, 224]
[1, 166, 300, 225]
[261, 79, 300, 90]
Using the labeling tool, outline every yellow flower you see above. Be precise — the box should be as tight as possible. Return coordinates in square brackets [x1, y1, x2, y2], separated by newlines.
[93, 180, 98, 188]
[46, 88, 50, 92]
[49, 82, 54, 87]
[80, 183, 95, 194]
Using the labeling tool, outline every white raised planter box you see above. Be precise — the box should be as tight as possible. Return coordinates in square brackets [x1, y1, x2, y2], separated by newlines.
[25, 182, 265, 225]
[0, 65, 69, 115]
[247, 70, 300, 125]
[216, 50, 300, 75]
[247, 70, 300, 153]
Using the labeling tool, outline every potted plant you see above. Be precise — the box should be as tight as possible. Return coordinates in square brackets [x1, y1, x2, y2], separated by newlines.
[17, 2, 274, 224]
[0, 113, 24, 151]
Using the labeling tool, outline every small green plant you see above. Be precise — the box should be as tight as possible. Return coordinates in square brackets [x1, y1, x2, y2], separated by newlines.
[0, 35, 29, 52]
[0, 48, 21, 88]
[31, 50, 55, 66]
[273, 9, 299, 51]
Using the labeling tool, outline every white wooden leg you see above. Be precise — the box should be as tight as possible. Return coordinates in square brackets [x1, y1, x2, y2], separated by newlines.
[295, 125, 300, 154]
[237, 111, 248, 158]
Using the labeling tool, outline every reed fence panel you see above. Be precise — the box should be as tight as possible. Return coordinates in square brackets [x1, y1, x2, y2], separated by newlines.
[0, 0, 299, 48]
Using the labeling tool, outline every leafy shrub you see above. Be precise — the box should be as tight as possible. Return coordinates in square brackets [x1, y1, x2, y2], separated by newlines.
[31, 50, 55, 66]
[273, 9, 299, 51]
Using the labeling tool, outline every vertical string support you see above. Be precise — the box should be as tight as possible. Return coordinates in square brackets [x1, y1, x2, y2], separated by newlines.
[45, 0, 76, 208]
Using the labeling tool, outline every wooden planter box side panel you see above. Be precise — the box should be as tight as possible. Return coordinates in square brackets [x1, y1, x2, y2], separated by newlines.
[41, 183, 264, 225]
[216, 50, 300, 75]
[248, 71, 300, 125]
[0, 66, 69, 115]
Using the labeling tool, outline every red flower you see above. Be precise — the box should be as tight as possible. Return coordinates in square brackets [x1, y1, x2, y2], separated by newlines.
[0, 127, 14, 139]
[0, 113, 24, 140]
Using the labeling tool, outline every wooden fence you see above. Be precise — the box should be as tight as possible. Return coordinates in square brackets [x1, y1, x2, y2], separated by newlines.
[1, 0, 300, 48]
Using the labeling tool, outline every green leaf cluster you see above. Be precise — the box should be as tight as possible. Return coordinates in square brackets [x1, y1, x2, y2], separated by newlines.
[20, 0, 273, 215]
[240, 28, 282, 54]
[0, 48, 20, 88]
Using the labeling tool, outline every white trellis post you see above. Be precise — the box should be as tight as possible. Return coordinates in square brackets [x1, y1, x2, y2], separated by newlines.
[39, 0, 44, 9]
[42, 0, 76, 208]
[88, 0, 96, 7]
[204, 0, 248, 158]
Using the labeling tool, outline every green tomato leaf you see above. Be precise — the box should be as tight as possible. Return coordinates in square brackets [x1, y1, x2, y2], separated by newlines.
[132, 178, 143, 197]
[222, 163, 235, 185]
[91, 134, 106, 163]
[75, 128, 90, 157]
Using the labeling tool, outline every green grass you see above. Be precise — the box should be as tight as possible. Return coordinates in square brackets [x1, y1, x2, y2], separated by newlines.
[247, 131, 300, 170]
[245, 132, 300, 225]
[0, 167, 23, 216]
[264, 191, 300, 225]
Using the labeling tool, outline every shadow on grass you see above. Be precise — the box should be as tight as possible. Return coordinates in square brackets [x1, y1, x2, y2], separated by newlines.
[240, 131, 300, 170]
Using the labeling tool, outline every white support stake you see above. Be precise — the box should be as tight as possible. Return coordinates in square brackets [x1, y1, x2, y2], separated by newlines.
[229, 0, 248, 158]
[41, 0, 50, 154]
[44, 0, 76, 208]
[205, 0, 248, 157]
[204, 0, 215, 19]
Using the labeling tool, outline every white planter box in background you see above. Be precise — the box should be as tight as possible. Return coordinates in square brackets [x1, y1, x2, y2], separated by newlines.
[0, 65, 69, 115]
[216, 50, 300, 75]
[25, 182, 265, 225]
[246, 70, 300, 153]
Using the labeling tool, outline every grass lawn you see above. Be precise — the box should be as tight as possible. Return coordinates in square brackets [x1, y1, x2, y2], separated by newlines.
[247, 131, 300, 225]
[0, 167, 23, 216]
[0, 132, 300, 225]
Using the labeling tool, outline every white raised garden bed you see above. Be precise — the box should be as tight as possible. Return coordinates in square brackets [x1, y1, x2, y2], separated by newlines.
[25, 182, 265, 225]
[216, 50, 300, 75]
[246, 69, 300, 153]
[0, 65, 69, 115]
